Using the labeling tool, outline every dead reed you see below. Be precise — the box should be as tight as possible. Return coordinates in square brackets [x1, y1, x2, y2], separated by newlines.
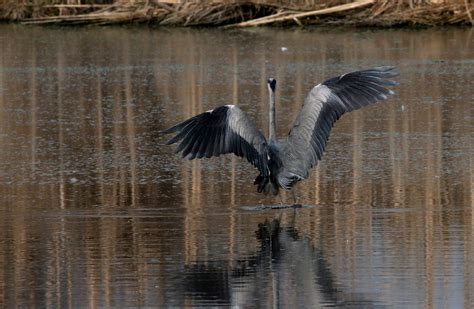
[0, 0, 472, 27]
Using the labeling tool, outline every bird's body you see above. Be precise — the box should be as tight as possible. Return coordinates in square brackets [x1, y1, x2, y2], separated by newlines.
[163, 67, 398, 202]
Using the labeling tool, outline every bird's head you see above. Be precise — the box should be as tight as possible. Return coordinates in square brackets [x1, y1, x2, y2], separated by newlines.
[267, 78, 276, 92]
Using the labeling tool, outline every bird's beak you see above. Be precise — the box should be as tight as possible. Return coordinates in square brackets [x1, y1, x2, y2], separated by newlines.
[267, 78, 276, 92]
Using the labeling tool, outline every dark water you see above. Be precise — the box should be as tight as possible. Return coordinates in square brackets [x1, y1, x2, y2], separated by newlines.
[0, 24, 473, 307]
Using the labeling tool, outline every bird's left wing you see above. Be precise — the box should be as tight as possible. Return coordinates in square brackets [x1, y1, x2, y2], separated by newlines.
[163, 105, 269, 176]
[277, 66, 398, 189]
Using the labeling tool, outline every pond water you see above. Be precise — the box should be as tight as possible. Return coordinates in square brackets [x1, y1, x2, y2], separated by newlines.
[0, 24, 473, 307]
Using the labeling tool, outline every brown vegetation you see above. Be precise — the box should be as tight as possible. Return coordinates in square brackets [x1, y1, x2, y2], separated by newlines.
[0, 0, 472, 26]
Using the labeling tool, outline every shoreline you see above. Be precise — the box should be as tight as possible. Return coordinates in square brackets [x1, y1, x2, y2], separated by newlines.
[0, 1, 473, 27]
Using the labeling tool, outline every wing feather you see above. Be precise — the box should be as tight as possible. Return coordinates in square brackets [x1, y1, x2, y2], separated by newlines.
[163, 105, 269, 176]
[277, 66, 398, 189]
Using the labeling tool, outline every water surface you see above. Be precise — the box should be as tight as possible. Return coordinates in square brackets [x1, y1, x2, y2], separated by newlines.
[0, 25, 473, 307]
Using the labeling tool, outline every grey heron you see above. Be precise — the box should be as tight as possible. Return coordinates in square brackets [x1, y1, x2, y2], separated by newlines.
[163, 67, 398, 205]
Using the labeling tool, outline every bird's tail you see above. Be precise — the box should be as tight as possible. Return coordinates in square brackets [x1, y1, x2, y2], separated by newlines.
[254, 174, 279, 195]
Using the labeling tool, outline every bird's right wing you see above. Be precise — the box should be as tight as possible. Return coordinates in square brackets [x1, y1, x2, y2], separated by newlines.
[163, 105, 269, 176]
[277, 66, 398, 189]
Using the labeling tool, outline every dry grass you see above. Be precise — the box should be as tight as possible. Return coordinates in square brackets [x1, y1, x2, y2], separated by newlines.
[0, 0, 472, 26]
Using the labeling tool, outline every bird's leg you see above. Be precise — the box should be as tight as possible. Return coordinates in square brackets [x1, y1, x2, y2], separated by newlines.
[278, 193, 284, 206]
[292, 190, 302, 208]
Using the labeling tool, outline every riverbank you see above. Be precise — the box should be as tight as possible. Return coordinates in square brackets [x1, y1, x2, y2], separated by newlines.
[0, 0, 473, 27]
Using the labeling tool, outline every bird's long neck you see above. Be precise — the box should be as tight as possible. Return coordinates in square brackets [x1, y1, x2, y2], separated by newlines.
[268, 82, 276, 141]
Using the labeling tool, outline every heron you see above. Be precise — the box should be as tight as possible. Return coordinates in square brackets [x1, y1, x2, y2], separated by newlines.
[163, 67, 398, 206]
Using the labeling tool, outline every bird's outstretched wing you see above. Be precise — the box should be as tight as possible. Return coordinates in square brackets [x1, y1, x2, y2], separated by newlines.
[277, 66, 398, 189]
[163, 105, 269, 176]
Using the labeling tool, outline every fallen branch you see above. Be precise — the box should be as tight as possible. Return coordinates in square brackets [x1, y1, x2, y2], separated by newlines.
[227, 0, 375, 27]
[464, 0, 473, 26]
[223, 10, 294, 28]
[42, 4, 111, 9]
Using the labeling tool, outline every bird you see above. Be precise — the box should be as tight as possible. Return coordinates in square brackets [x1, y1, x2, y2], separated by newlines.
[162, 66, 398, 206]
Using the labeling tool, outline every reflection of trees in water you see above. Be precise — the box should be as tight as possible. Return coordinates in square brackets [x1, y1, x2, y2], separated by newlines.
[184, 218, 381, 308]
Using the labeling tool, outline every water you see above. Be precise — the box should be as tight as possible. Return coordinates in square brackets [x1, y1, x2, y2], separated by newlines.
[0, 24, 473, 307]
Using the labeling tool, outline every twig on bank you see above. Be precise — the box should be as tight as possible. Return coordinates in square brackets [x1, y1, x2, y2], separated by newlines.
[464, 0, 474, 26]
[226, 0, 375, 27]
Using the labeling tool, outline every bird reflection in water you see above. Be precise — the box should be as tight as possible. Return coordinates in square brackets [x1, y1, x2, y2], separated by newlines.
[184, 218, 382, 308]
